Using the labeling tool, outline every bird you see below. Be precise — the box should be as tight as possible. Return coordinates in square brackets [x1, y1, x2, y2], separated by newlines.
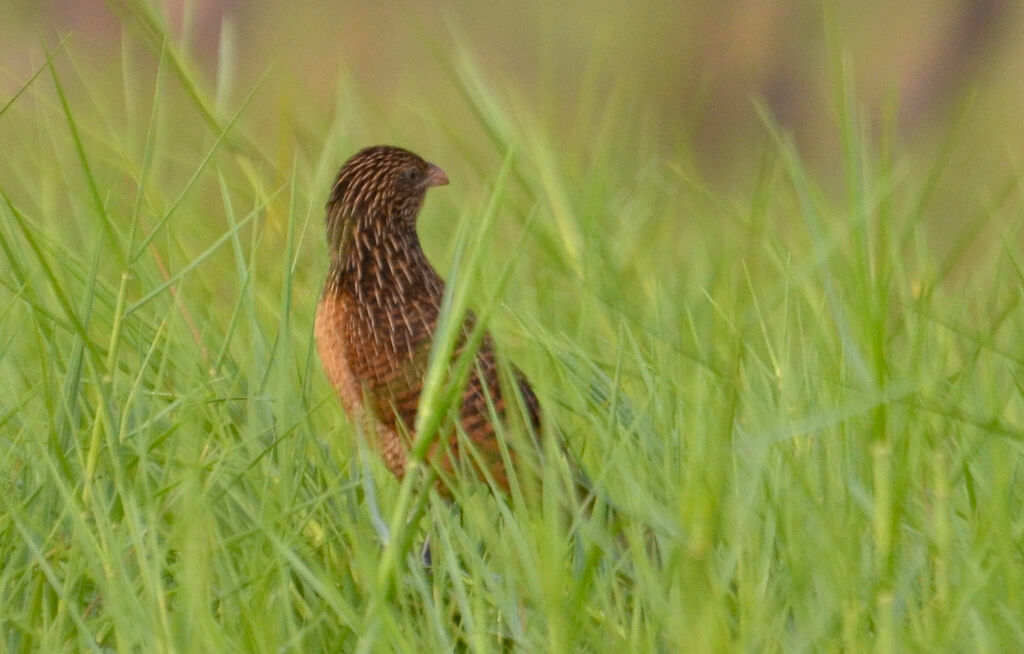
[314, 145, 542, 495]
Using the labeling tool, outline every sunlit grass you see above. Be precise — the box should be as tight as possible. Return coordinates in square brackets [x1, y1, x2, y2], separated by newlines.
[2, 9, 1024, 653]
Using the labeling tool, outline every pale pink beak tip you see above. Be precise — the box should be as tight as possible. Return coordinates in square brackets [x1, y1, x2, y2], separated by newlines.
[425, 163, 449, 188]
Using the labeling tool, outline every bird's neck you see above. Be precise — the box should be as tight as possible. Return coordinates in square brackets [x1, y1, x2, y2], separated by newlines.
[327, 211, 440, 301]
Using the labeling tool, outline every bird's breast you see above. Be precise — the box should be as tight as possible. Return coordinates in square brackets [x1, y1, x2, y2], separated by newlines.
[314, 291, 365, 418]
[316, 282, 439, 405]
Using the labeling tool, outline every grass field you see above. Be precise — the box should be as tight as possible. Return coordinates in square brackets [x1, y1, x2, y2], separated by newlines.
[2, 4, 1024, 652]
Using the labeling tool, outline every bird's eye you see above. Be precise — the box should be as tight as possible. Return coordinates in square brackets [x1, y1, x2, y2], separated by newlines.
[402, 167, 421, 183]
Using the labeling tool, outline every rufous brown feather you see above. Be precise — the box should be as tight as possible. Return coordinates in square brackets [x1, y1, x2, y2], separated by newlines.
[315, 145, 541, 494]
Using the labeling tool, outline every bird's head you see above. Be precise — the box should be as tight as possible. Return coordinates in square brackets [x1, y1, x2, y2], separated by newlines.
[325, 145, 448, 251]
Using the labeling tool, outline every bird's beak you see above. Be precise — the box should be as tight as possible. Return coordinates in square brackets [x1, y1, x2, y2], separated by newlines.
[425, 163, 449, 188]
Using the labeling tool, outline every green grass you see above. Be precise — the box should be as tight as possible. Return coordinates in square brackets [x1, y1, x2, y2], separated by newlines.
[3, 10, 1024, 654]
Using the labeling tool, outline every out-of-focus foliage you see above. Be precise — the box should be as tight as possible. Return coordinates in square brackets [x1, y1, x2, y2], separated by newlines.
[3, 1, 1022, 225]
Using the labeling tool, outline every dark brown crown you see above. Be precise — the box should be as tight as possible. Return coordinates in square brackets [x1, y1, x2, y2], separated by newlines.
[325, 145, 448, 252]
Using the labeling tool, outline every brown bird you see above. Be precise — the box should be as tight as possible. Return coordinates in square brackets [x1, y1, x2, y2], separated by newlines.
[315, 145, 541, 495]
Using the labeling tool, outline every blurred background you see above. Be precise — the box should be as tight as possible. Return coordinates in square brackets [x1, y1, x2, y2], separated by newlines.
[3, 0, 1022, 202]
[5, 5, 1024, 650]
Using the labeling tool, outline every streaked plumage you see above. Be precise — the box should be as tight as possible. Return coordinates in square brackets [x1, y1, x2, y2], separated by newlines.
[315, 145, 540, 493]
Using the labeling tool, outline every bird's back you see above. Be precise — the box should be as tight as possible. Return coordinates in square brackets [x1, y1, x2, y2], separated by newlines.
[316, 241, 540, 492]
